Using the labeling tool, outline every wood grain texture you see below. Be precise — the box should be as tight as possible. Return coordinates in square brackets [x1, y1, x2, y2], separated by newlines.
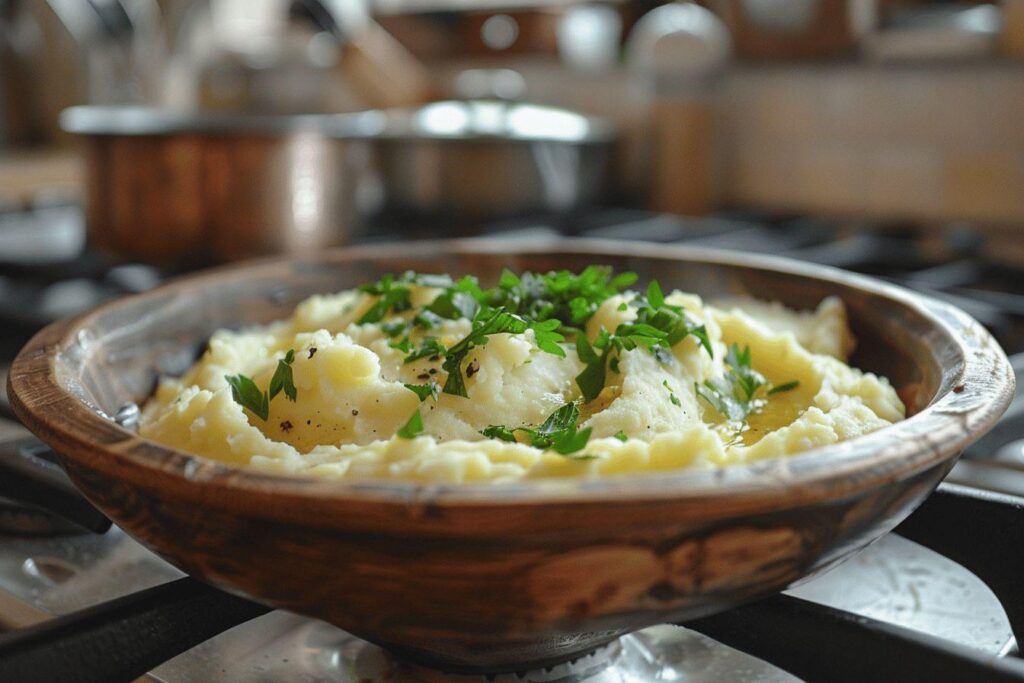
[6, 239, 1015, 672]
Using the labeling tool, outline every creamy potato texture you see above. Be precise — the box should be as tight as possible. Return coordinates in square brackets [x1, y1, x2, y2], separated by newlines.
[140, 269, 904, 482]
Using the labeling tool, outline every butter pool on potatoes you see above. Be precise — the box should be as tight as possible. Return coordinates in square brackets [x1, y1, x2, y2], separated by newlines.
[140, 284, 904, 483]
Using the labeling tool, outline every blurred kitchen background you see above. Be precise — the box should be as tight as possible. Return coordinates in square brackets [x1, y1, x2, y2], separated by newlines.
[2, 0, 1024, 371]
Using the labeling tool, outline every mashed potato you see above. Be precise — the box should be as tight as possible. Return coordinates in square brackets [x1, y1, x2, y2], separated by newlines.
[140, 269, 904, 483]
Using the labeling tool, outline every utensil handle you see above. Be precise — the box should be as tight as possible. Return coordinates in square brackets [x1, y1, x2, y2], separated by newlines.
[0, 437, 111, 534]
[0, 577, 270, 683]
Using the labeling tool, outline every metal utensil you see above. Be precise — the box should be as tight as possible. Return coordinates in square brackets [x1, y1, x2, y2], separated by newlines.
[61, 106, 378, 265]
[368, 100, 616, 220]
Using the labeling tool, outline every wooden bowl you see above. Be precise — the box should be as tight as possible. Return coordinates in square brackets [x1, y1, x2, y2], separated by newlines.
[8, 240, 1014, 672]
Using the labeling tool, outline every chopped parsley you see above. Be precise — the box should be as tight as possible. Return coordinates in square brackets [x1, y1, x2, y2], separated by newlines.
[573, 280, 712, 402]
[226, 349, 297, 421]
[404, 337, 446, 364]
[480, 402, 593, 457]
[613, 430, 628, 442]
[225, 374, 269, 420]
[389, 336, 413, 353]
[404, 382, 439, 402]
[381, 320, 407, 338]
[529, 319, 567, 357]
[396, 409, 424, 438]
[440, 308, 530, 397]
[414, 310, 444, 330]
[357, 275, 412, 324]
[696, 344, 799, 426]
[487, 266, 636, 329]
[769, 380, 801, 395]
[663, 379, 681, 406]
[361, 269, 712, 403]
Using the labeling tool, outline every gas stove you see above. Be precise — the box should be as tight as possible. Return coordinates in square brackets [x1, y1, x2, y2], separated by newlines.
[1, 205, 1023, 681]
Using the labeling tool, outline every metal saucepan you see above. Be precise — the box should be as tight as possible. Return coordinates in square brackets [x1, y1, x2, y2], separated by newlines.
[60, 106, 380, 266]
[364, 100, 616, 219]
[5, 241, 1014, 675]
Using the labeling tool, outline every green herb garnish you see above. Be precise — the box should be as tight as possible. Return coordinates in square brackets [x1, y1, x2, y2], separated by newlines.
[768, 380, 801, 395]
[396, 409, 424, 438]
[366, 269, 710, 403]
[404, 337, 446, 364]
[389, 336, 413, 353]
[404, 382, 439, 402]
[480, 402, 593, 457]
[529, 319, 567, 357]
[695, 344, 797, 427]
[488, 266, 636, 329]
[226, 349, 297, 420]
[441, 308, 529, 397]
[696, 344, 767, 423]
[413, 310, 444, 330]
[381, 320, 408, 338]
[225, 374, 270, 420]
[573, 280, 712, 402]
[480, 425, 518, 442]
[269, 349, 297, 402]
[663, 379, 681, 407]
[357, 275, 412, 324]
[613, 430, 628, 442]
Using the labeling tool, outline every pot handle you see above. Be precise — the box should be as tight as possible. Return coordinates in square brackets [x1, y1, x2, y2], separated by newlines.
[0, 576, 271, 683]
[0, 437, 111, 534]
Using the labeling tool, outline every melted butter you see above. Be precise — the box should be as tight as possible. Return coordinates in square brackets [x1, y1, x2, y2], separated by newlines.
[580, 385, 621, 422]
[741, 394, 807, 446]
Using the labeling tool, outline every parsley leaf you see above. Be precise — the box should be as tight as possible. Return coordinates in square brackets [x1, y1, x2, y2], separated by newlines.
[404, 382, 439, 402]
[647, 280, 665, 309]
[479, 402, 593, 457]
[413, 310, 444, 330]
[425, 275, 485, 320]
[663, 379, 681, 407]
[389, 336, 413, 353]
[480, 425, 518, 442]
[404, 337, 446, 364]
[227, 350, 298, 420]
[441, 351, 470, 397]
[381, 320, 407, 338]
[225, 374, 270, 421]
[572, 280, 713, 402]
[268, 349, 297, 402]
[530, 319, 567, 357]
[534, 401, 580, 437]
[551, 427, 593, 456]
[574, 334, 609, 402]
[442, 308, 529, 397]
[613, 430, 628, 442]
[768, 380, 801, 395]
[487, 266, 636, 328]
[396, 409, 424, 438]
[695, 344, 768, 423]
[357, 274, 414, 325]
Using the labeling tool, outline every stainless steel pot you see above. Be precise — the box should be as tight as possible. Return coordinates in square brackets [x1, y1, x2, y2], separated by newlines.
[366, 100, 616, 219]
[61, 107, 377, 265]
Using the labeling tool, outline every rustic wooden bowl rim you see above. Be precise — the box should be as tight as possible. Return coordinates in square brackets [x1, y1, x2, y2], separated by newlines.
[8, 239, 1015, 509]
